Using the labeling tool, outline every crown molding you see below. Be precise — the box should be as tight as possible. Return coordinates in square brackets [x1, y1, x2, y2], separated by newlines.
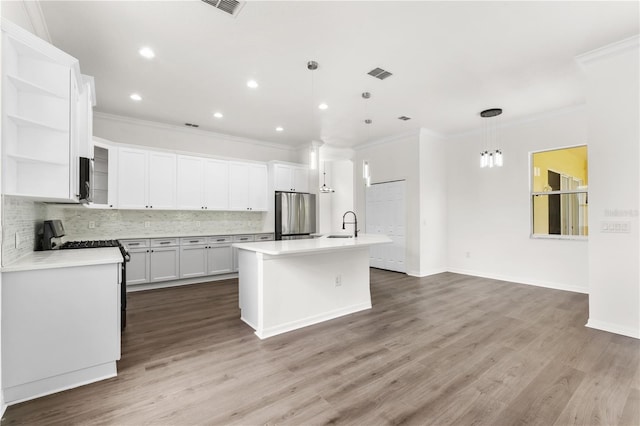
[93, 111, 296, 152]
[446, 103, 587, 140]
[576, 34, 640, 67]
[22, 0, 51, 43]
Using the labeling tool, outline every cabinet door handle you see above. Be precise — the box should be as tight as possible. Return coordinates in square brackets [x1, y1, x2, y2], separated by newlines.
[151, 250, 154, 253]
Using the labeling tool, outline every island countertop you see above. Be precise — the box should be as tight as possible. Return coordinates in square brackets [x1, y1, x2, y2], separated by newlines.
[233, 234, 391, 256]
[1, 248, 123, 273]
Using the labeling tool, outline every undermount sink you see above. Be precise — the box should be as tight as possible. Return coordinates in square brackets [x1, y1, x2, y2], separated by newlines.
[327, 235, 353, 238]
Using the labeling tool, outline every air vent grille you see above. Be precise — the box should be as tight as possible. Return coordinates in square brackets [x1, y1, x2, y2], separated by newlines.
[201, 0, 244, 16]
[367, 67, 393, 80]
[398, 116, 411, 121]
[185, 123, 200, 128]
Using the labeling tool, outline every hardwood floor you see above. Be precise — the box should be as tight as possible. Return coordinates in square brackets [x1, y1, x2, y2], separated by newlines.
[2, 270, 639, 425]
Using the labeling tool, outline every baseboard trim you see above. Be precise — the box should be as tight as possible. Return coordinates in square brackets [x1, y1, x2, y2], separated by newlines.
[446, 267, 588, 294]
[3, 362, 116, 406]
[253, 302, 372, 339]
[127, 273, 238, 292]
[407, 268, 448, 278]
[586, 319, 640, 339]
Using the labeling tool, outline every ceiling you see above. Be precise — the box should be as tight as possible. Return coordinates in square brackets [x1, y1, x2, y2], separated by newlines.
[39, 1, 639, 148]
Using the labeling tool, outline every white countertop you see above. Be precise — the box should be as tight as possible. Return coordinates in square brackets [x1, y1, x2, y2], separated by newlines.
[233, 234, 392, 255]
[1, 248, 123, 273]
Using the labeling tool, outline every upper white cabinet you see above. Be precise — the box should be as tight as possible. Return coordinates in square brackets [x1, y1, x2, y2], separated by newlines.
[90, 139, 117, 208]
[117, 147, 176, 210]
[272, 163, 309, 193]
[229, 162, 268, 211]
[176, 156, 228, 210]
[1, 19, 90, 202]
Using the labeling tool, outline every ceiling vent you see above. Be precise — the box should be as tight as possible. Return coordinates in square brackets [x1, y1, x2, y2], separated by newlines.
[398, 116, 411, 121]
[367, 67, 393, 80]
[185, 123, 200, 128]
[201, 0, 245, 17]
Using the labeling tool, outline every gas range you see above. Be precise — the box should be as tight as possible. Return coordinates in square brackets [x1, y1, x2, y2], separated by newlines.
[59, 239, 121, 249]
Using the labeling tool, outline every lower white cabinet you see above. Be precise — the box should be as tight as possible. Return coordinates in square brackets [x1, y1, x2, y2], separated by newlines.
[122, 240, 150, 285]
[150, 244, 180, 282]
[1, 262, 120, 403]
[123, 233, 273, 286]
[208, 237, 233, 274]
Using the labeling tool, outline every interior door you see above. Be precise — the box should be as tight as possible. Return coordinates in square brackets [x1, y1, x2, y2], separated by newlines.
[366, 180, 406, 273]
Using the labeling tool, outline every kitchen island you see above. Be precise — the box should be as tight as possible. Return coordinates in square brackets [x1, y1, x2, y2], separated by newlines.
[235, 234, 391, 339]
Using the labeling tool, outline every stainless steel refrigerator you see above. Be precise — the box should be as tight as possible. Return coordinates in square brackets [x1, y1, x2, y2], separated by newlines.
[275, 191, 316, 240]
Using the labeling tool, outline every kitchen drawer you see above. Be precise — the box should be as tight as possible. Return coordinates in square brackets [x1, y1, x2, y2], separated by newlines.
[151, 238, 179, 247]
[254, 233, 274, 241]
[121, 239, 149, 249]
[181, 237, 207, 246]
[233, 235, 255, 243]
[208, 236, 232, 244]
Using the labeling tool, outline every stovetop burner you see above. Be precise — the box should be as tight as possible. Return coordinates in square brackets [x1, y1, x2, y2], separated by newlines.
[59, 240, 121, 249]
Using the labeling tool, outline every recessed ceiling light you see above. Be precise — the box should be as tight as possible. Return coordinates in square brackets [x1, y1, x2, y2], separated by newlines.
[130, 93, 142, 101]
[213, 112, 223, 118]
[138, 47, 155, 59]
[275, 126, 284, 132]
[247, 80, 259, 89]
[318, 103, 328, 110]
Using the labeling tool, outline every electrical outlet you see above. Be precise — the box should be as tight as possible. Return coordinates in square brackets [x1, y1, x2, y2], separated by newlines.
[88, 221, 95, 229]
[144, 221, 151, 228]
[335, 275, 342, 286]
[465, 251, 470, 258]
[14, 232, 20, 248]
[195, 221, 201, 227]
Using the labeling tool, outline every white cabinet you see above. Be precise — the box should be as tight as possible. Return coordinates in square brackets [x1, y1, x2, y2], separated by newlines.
[117, 148, 176, 209]
[273, 163, 309, 192]
[229, 162, 268, 211]
[176, 156, 228, 210]
[1, 262, 120, 403]
[149, 238, 180, 282]
[122, 239, 150, 285]
[89, 138, 117, 208]
[207, 236, 233, 275]
[117, 148, 147, 209]
[232, 234, 255, 271]
[1, 20, 88, 202]
[180, 236, 233, 277]
[180, 238, 208, 278]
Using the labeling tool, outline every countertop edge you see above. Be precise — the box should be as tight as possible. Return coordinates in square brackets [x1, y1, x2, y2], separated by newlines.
[1, 248, 123, 273]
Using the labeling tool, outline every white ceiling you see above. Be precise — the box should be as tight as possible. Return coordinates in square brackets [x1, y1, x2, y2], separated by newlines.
[39, 1, 639, 148]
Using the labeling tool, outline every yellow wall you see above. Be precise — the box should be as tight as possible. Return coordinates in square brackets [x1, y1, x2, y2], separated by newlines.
[532, 146, 588, 234]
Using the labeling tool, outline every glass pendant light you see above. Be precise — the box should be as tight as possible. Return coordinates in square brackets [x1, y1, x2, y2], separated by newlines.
[319, 162, 334, 193]
[480, 108, 503, 168]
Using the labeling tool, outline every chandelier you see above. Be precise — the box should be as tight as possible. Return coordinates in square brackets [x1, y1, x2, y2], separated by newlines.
[479, 108, 503, 168]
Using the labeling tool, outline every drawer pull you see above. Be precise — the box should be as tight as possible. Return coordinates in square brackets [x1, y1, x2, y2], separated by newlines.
[190, 240, 199, 243]
[129, 243, 140, 246]
[160, 241, 171, 245]
[216, 239, 225, 242]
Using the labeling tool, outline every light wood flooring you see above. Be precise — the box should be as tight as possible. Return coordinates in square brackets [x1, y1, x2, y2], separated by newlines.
[2, 270, 639, 425]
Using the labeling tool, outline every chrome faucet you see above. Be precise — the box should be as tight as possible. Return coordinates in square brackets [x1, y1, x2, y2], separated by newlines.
[342, 211, 359, 238]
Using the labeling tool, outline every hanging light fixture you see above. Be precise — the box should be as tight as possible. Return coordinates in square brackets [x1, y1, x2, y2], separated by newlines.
[319, 162, 335, 193]
[362, 92, 372, 187]
[479, 108, 503, 168]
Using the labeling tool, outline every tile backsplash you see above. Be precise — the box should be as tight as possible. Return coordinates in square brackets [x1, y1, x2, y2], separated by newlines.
[1, 196, 46, 265]
[1, 199, 269, 265]
[44, 205, 268, 240]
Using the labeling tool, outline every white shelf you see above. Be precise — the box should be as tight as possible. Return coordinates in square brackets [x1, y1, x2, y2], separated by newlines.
[7, 113, 68, 133]
[6, 153, 68, 167]
[6, 74, 67, 99]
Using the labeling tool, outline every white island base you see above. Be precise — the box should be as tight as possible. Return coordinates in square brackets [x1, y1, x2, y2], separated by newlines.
[236, 235, 390, 339]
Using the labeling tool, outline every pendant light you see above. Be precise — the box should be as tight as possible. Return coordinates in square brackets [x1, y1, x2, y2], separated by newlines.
[319, 162, 335, 193]
[363, 92, 372, 187]
[479, 108, 503, 168]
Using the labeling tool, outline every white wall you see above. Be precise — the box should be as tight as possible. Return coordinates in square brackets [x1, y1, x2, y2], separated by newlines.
[579, 36, 640, 338]
[446, 108, 589, 293]
[419, 129, 448, 276]
[355, 132, 421, 274]
[93, 113, 296, 164]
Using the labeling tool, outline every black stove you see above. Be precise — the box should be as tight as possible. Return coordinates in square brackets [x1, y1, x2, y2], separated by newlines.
[59, 239, 121, 249]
